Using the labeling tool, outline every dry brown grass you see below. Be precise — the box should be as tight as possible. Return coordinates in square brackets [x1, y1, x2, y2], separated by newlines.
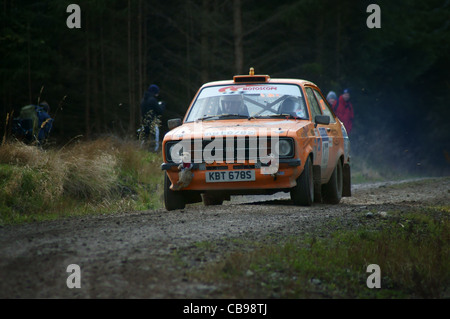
[0, 142, 52, 168]
[0, 137, 163, 224]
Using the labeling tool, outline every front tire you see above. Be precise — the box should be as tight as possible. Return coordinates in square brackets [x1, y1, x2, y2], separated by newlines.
[322, 159, 343, 204]
[290, 156, 314, 206]
[164, 172, 186, 210]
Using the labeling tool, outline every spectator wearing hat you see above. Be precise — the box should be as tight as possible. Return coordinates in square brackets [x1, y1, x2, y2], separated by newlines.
[334, 89, 354, 134]
[140, 84, 166, 151]
[326, 91, 338, 111]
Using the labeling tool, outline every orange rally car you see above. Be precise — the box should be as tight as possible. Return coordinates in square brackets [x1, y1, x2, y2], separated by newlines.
[161, 68, 351, 210]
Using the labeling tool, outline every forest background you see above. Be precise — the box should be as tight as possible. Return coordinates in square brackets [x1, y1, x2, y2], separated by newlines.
[1, 0, 449, 177]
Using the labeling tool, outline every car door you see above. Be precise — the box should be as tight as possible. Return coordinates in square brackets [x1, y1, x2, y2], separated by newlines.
[304, 86, 338, 182]
[313, 87, 344, 180]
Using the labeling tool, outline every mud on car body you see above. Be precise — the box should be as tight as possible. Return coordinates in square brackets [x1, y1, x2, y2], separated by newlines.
[161, 68, 351, 210]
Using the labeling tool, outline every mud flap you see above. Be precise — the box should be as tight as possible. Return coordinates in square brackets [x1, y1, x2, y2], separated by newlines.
[313, 165, 322, 203]
[343, 163, 351, 197]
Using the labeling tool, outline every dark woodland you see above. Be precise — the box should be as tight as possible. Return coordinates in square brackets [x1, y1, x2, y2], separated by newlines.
[1, 0, 449, 175]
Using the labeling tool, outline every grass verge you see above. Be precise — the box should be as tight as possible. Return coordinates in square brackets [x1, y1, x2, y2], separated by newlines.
[191, 205, 450, 298]
[0, 137, 163, 225]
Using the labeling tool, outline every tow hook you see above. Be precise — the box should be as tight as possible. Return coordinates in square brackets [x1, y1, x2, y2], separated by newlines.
[172, 153, 193, 190]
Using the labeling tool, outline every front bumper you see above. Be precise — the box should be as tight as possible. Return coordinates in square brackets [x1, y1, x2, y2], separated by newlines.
[161, 159, 302, 191]
[161, 158, 301, 170]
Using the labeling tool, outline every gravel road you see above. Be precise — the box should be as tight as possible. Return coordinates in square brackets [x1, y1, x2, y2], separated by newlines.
[0, 177, 448, 298]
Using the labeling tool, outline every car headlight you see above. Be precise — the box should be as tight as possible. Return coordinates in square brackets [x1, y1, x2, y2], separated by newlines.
[166, 141, 188, 163]
[169, 143, 177, 158]
[276, 139, 294, 157]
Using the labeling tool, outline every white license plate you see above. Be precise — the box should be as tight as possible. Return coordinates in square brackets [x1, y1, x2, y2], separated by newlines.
[205, 170, 255, 183]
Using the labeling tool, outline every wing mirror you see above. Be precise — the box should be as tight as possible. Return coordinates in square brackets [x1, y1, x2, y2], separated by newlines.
[314, 115, 330, 127]
[167, 118, 182, 130]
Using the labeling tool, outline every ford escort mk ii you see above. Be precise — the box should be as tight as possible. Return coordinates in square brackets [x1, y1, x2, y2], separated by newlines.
[161, 69, 351, 210]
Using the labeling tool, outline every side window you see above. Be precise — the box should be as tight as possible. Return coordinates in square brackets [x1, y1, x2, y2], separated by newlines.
[313, 89, 336, 123]
[305, 87, 322, 120]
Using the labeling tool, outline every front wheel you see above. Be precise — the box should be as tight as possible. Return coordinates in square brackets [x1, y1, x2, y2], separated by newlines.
[164, 172, 186, 210]
[290, 156, 314, 206]
[322, 159, 343, 204]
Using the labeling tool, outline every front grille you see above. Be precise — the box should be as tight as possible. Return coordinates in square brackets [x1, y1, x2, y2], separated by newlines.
[166, 137, 294, 163]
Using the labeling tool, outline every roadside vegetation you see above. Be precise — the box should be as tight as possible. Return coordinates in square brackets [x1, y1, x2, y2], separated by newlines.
[0, 136, 435, 225]
[0, 137, 163, 225]
[190, 205, 450, 298]
[350, 153, 425, 184]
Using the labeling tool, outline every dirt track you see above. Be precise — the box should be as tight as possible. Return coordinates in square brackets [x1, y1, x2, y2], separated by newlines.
[0, 177, 448, 298]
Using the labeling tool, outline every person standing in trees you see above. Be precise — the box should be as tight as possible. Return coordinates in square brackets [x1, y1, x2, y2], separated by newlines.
[139, 84, 166, 152]
[334, 89, 354, 134]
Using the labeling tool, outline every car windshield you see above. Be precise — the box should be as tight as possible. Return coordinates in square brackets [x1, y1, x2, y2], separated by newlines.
[185, 83, 309, 122]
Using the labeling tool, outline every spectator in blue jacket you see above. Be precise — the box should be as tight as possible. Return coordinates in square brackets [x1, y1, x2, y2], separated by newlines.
[36, 101, 53, 143]
[140, 84, 166, 152]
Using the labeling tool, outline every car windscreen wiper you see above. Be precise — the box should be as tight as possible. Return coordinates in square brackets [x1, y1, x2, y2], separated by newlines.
[251, 113, 305, 120]
[197, 115, 219, 121]
[197, 113, 249, 121]
[217, 113, 249, 119]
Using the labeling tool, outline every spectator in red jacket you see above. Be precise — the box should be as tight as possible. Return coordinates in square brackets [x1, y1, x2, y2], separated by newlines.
[334, 89, 354, 134]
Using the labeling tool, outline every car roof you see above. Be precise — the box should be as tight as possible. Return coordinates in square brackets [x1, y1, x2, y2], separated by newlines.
[200, 78, 319, 89]
[202, 75, 318, 88]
